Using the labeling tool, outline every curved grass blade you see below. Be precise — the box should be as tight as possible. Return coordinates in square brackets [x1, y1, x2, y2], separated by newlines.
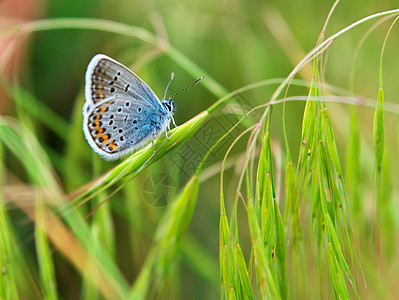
[130, 175, 199, 299]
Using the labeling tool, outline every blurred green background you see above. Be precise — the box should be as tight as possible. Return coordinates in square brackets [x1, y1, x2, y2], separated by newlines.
[1, 0, 399, 299]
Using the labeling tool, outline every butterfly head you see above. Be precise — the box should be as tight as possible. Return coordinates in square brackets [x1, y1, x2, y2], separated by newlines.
[162, 99, 176, 115]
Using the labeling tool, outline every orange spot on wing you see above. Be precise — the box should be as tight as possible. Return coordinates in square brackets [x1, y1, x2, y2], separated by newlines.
[98, 106, 108, 113]
[107, 140, 118, 152]
[95, 128, 104, 135]
[92, 121, 101, 129]
[98, 134, 109, 144]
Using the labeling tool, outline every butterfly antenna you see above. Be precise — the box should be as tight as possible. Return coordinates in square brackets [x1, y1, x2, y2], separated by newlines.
[169, 76, 204, 100]
[163, 72, 175, 100]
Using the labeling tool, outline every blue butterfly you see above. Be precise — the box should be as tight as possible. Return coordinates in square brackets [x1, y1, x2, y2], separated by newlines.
[83, 54, 202, 160]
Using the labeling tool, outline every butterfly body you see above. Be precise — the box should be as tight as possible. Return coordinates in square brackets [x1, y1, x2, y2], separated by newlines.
[83, 54, 175, 160]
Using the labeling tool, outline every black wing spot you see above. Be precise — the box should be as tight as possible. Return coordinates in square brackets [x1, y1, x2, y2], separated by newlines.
[109, 81, 114, 85]
[118, 129, 123, 133]
[125, 102, 130, 107]
[113, 126, 117, 130]
[134, 127, 138, 130]
[125, 84, 130, 92]
[114, 76, 118, 81]
[137, 107, 142, 112]
[110, 87, 115, 93]
[90, 114, 102, 121]
[120, 136, 124, 141]
[118, 108, 122, 112]
[109, 120, 114, 125]
[117, 72, 121, 76]
[91, 121, 100, 127]
[133, 120, 137, 124]
[99, 137, 104, 143]
[110, 114, 114, 119]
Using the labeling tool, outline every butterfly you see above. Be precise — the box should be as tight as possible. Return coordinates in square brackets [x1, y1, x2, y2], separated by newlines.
[83, 54, 202, 160]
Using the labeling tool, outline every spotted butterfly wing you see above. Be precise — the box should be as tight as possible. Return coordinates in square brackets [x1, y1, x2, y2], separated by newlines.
[83, 54, 172, 160]
[84, 54, 161, 108]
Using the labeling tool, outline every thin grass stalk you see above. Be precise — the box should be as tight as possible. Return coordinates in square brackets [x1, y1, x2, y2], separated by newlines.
[35, 198, 58, 300]
[218, 125, 259, 299]
[247, 197, 280, 299]
[373, 15, 399, 268]
[0, 142, 20, 299]
[257, 116, 287, 297]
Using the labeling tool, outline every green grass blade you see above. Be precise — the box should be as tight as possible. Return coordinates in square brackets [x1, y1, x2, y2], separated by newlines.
[12, 84, 71, 141]
[0, 141, 19, 299]
[0, 209, 19, 299]
[130, 175, 199, 299]
[373, 89, 384, 175]
[257, 118, 287, 298]
[219, 201, 233, 299]
[0, 116, 131, 298]
[247, 197, 280, 299]
[234, 244, 254, 300]
[71, 111, 208, 205]
[181, 234, 219, 288]
[35, 200, 58, 300]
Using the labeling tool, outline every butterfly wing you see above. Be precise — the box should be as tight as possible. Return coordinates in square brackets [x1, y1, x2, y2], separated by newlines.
[83, 97, 169, 160]
[84, 54, 161, 110]
[83, 54, 172, 159]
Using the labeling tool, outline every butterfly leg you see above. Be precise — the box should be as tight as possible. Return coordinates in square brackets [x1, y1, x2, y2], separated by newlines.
[171, 116, 177, 128]
[165, 129, 170, 141]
